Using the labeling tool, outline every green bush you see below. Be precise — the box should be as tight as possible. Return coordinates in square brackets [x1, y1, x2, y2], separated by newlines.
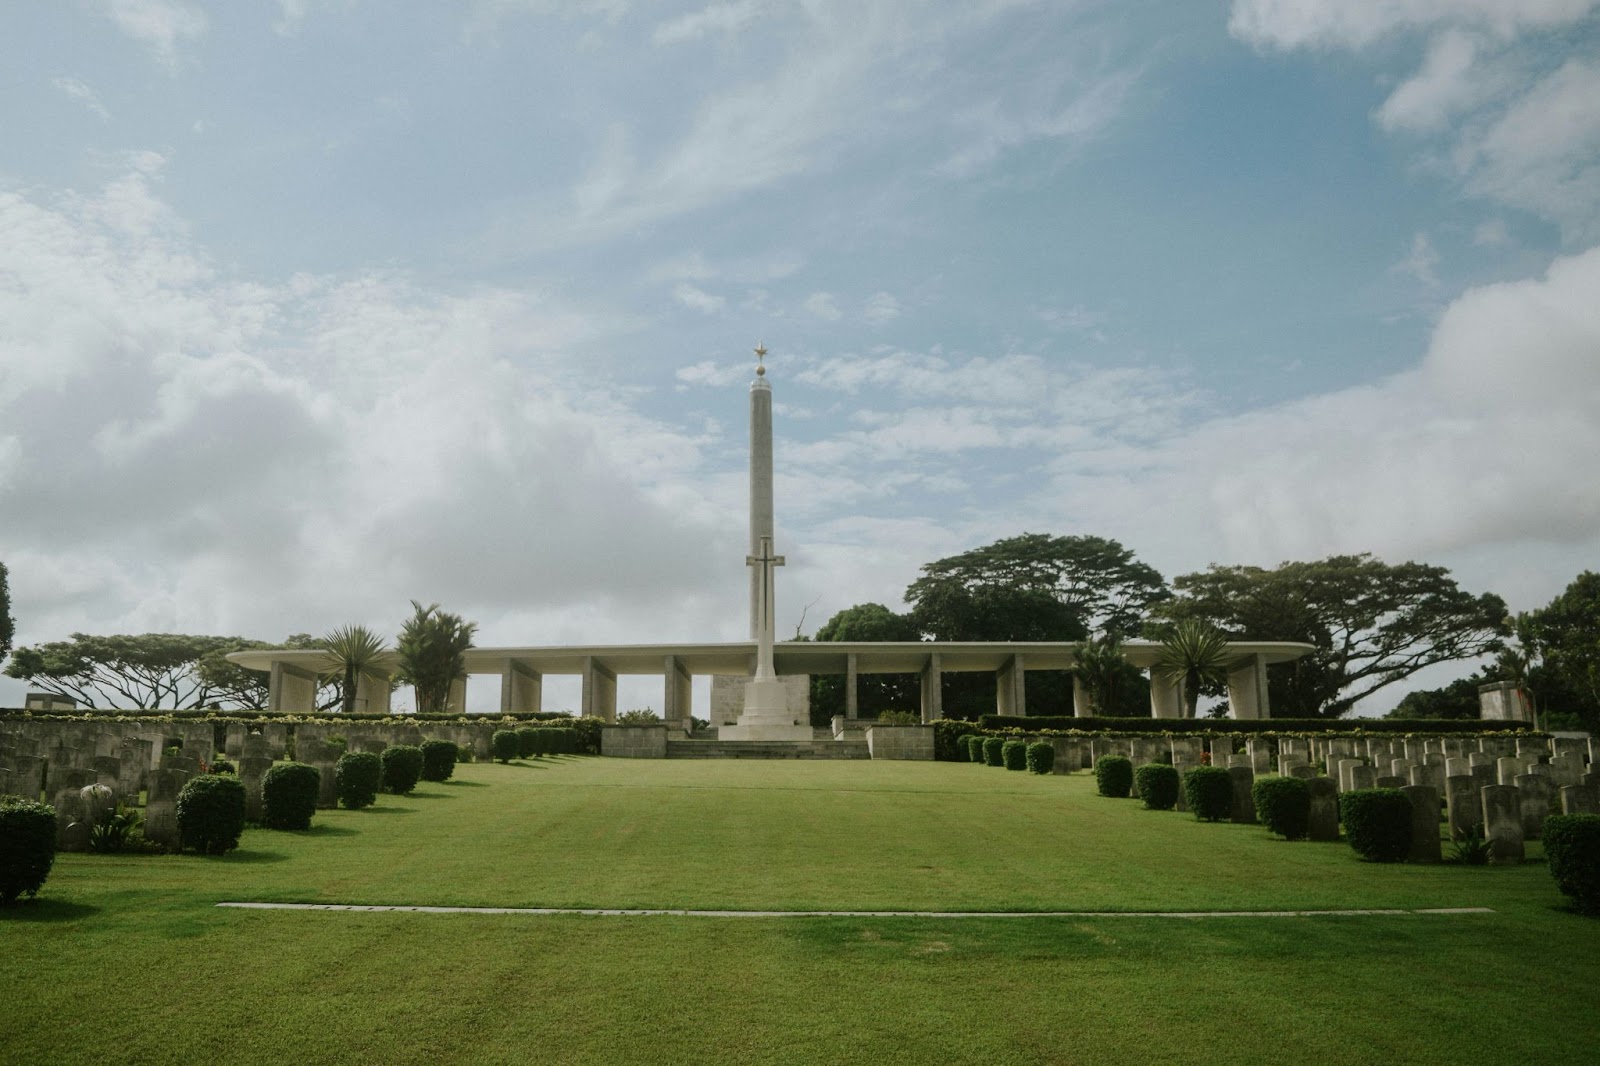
[963, 734, 985, 763]
[1095, 755, 1133, 798]
[1134, 764, 1180, 810]
[335, 751, 382, 810]
[877, 710, 920, 726]
[455, 743, 475, 764]
[931, 719, 976, 761]
[1025, 741, 1055, 774]
[261, 762, 320, 831]
[0, 800, 57, 904]
[1253, 777, 1311, 841]
[1543, 814, 1600, 915]
[209, 758, 237, 776]
[1183, 766, 1233, 822]
[381, 745, 425, 795]
[1001, 739, 1027, 771]
[420, 739, 458, 782]
[982, 737, 1006, 767]
[491, 730, 519, 764]
[1340, 789, 1413, 862]
[176, 774, 246, 856]
[570, 717, 605, 754]
[515, 727, 539, 759]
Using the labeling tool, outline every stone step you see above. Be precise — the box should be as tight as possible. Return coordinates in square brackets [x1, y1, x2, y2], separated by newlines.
[666, 740, 871, 760]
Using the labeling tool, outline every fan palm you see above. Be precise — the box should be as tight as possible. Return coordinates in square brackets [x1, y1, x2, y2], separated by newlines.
[317, 624, 389, 715]
[1154, 620, 1235, 718]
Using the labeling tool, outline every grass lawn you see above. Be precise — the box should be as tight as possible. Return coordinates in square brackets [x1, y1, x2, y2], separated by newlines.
[4, 756, 1597, 1064]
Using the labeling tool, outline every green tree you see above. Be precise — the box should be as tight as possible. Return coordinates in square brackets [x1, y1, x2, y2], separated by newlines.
[0, 561, 14, 668]
[1153, 620, 1234, 718]
[1387, 673, 1487, 720]
[1527, 572, 1600, 730]
[317, 625, 391, 715]
[808, 603, 922, 723]
[394, 602, 477, 715]
[4, 633, 249, 709]
[1154, 554, 1508, 718]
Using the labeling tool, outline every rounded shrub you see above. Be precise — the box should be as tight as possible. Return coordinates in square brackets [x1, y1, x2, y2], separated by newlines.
[1543, 813, 1600, 915]
[176, 774, 246, 856]
[420, 739, 458, 782]
[963, 734, 985, 763]
[261, 762, 320, 830]
[1134, 764, 1180, 811]
[335, 751, 382, 810]
[515, 726, 539, 759]
[0, 800, 58, 904]
[1183, 766, 1233, 822]
[1025, 741, 1055, 775]
[491, 729, 519, 764]
[455, 743, 475, 764]
[1001, 739, 1027, 771]
[1094, 755, 1133, 798]
[982, 736, 1006, 767]
[1340, 789, 1413, 862]
[1253, 776, 1311, 841]
[381, 745, 424, 795]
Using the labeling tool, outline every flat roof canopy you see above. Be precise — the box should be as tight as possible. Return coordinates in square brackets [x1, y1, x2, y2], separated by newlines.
[228, 639, 1314, 678]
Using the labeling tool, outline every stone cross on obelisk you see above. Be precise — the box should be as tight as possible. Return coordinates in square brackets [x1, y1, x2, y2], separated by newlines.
[720, 343, 813, 741]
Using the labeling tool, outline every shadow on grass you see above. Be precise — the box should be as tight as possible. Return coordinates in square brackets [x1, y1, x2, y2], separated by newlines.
[218, 849, 291, 864]
[352, 805, 414, 815]
[0, 898, 101, 923]
[303, 824, 358, 837]
[442, 779, 489, 788]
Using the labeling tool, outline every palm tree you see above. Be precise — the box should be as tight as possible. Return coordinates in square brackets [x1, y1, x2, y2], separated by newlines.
[1154, 620, 1234, 719]
[1073, 631, 1126, 714]
[394, 601, 477, 715]
[317, 625, 389, 715]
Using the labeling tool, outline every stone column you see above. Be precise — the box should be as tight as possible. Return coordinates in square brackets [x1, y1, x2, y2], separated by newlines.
[663, 655, 693, 733]
[582, 657, 617, 723]
[1481, 785, 1524, 864]
[445, 677, 467, 715]
[1148, 672, 1183, 719]
[844, 653, 859, 721]
[919, 653, 942, 724]
[1071, 674, 1092, 717]
[995, 655, 1026, 717]
[1225, 653, 1269, 719]
[501, 660, 543, 715]
[1403, 785, 1441, 863]
[268, 661, 319, 712]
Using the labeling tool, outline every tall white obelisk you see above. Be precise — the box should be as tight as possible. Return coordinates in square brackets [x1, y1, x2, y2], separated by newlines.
[720, 344, 813, 741]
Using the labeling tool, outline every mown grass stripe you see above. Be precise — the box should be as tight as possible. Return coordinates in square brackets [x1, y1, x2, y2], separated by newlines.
[216, 902, 1496, 918]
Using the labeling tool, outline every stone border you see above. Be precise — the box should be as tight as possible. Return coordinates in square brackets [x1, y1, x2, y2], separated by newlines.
[217, 902, 1494, 919]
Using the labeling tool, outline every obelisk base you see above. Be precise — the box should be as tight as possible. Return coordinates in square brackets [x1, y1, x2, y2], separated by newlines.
[718, 678, 814, 741]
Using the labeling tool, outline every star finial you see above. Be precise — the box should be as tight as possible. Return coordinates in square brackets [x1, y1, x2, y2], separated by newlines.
[754, 342, 767, 376]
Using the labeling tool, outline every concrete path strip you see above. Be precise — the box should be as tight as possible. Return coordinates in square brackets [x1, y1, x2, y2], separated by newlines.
[216, 903, 1496, 919]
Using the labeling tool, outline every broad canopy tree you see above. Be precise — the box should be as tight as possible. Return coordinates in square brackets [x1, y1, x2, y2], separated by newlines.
[808, 603, 922, 722]
[6, 633, 259, 710]
[0, 560, 14, 669]
[1153, 554, 1508, 718]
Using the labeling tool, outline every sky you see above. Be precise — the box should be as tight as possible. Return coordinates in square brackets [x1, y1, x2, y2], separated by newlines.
[2, 0, 1598, 715]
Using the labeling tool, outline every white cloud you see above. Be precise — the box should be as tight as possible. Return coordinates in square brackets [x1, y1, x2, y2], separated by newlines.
[673, 282, 726, 314]
[1375, 30, 1484, 132]
[803, 291, 842, 320]
[863, 291, 900, 323]
[1228, 0, 1597, 51]
[52, 76, 112, 121]
[653, 0, 766, 46]
[1473, 218, 1510, 246]
[1392, 231, 1440, 285]
[676, 359, 753, 388]
[99, 0, 207, 69]
[937, 68, 1137, 178]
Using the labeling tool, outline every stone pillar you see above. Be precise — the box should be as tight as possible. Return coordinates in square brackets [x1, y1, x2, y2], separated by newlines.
[845, 653, 859, 721]
[1403, 785, 1441, 863]
[1306, 777, 1339, 841]
[1481, 785, 1524, 864]
[919, 653, 943, 724]
[663, 655, 693, 733]
[995, 655, 1025, 717]
[268, 661, 319, 712]
[1228, 766, 1256, 823]
[1072, 675, 1093, 717]
[582, 657, 617, 723]
[1225, 653, 1269, 719]
[1445, 775, 1479, 841]
[445, 677, 466, 715]
[501, 661, 543, 715]
[1148, 673, 1183, 719]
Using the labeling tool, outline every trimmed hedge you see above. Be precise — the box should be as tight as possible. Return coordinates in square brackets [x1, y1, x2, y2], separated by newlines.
[491, 730, 519, 764]
[931, 719, 977, 761]
[260, 762, 320, 830]
[982, 737, 1006, 767]
[1095, 755, 1133, 798]
[1184, 766, 1233, 822]
[0, 800, 57, 904]
[977, 715, 1535, 736]
[1253, 776, 1311, 841]
[420, 739, 458, 782]
[381, 746, 424, 795]
[1544, 814, 1600, 915]
[177, 774, 246, 856]
[515, 727, 539, 759]
[1340, 789, 1413, 862]
[1026, 741, 1055, 774]
[1001, 739, 1027, 771]
[335, 751, 382, 810]
[1134, 764, 1180, 811]
[961, 734, 984, 763]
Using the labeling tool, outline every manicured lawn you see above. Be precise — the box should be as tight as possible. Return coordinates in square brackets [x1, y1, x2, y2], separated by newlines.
[4, 757, 1597, 1064]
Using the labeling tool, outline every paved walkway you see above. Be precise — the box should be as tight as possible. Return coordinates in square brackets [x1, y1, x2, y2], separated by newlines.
[216, 902, 1495, 919]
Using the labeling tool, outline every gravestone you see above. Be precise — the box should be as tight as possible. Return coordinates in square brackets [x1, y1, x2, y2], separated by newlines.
[1467, 751, 1490, 770]
[54, 787, 91, 852]
[1228, 766, 1256, 824]
[1402, 785, 1441, 863]
[1278, 756, 1308, 777]
[1211, 736, 1236, 765]
[1549, 754, 1584, 788]
[1481, 785, 1524, 864]
[1306, 778, 1339, 841]
[1517, 736, 1550, 759]
[1410, 761, 1447, 796]
[1337, 759, 1363, 793]
[1403, 739, 1427, 762]
[1288, 764, 1317, 781]
[1445, 775, 1478, 841]
[238, 756, 274, 822]
[1445, 756, 1471, 779]
[1442, 738, 1465, 758]
[1390, 759, 1416, 780]
[7, 754, 45, 802]
[1349, 765, 1376, 791]
[1169, 738, 1203, 768]
[1375, 775, 1406, 789]
[297, 739, 343, 807]
[1496, 757, 1523, 786]
[143, 768, 189, 848]
[1561, 785, 1600, 815]
[80, 782, 116, 827]
[1228, 753, 1251, 770]
[1129, 738, 1163, 767]
[1513, 773, 1552, 840]
[262, 723, 289, 760]
[241, 733, 271, 760]
[224, 724, 248, 760]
